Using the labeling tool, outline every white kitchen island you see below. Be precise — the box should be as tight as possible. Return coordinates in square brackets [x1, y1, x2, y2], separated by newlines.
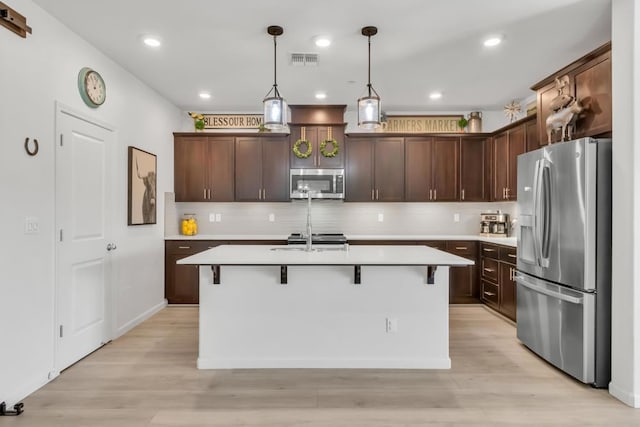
[178, 244, 473, 370]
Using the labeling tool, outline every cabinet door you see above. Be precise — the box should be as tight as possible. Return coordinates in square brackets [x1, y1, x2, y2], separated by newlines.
[345, 138, 374, 201]
[492, 132, 509, 201]
[573, 54, 611, 139]
[165, 253, 200, 304]
[499, 262, 517, 321]
[207, 137, 235, 201]
[405, 137, 432, 202]
[525, 118, 541, 152]
[317, 126, 345, 168]
[484, 137, 494, 201]
[460, 137, 485, 201]
[374, 137, 405, 201]
[174, 136, 208, 202]
[450, 265, 478, 304]
[290, 126, 317, 168]
[235, 137, 263, 201]
[431, 137, 459, 201]
[262, 137, 291, 201]
[537, 81, 566, 145]
[507, 126, 526, 201]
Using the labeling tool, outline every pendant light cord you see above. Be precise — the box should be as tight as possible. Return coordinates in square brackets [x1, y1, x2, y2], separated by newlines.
[367, 35, 372, 97]
[273, 34, 279, 96]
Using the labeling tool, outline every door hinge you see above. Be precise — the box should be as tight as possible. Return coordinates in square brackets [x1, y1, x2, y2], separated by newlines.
[59, 229, 63, 242]
[59, 325, 63, 338]
[60, 134, 64, 147]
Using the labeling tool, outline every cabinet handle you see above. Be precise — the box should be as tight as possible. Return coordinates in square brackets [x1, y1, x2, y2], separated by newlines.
[208, 189, 211, 200]
[483, 268, 495, 273]
[455, 247, 468, 250]
[376, 189, 379, 200]
[510, 268, 514, 281]
[483, 248, 496, 252]
[461, 189, 465, 200]
[263, 189, 266, 200]
[429, 189, 433, 200]
[371, 189, 375, 200]
[506, 187, 510, 199]
[178, 246, 191, 249]
[203, 188, 207, 199]
[508, 254, 517, 258]
[484, 291, 496, 297]
[434, 189, 437, 200]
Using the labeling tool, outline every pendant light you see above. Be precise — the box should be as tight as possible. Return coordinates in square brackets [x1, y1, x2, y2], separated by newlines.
[263, 25, 287, 130]
[357, 26, 381, 129]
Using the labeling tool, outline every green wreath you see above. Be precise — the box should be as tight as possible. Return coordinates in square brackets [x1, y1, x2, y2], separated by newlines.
[293, 139, 312, 158]
[320, 139, 339, 157]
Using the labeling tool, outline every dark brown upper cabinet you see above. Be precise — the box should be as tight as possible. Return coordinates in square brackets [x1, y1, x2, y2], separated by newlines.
[174, 135, 235, 202]
[235, 136, 290, 202]
[460, 137, 487, 202]
[345, 137, 404, 202]
[405, 137, 459, 202]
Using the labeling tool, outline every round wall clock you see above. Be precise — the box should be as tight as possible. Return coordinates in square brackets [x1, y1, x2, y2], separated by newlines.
[77, 67, 106, 108]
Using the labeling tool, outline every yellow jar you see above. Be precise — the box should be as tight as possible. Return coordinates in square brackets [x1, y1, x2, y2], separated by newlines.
[181, 214, 198, 236]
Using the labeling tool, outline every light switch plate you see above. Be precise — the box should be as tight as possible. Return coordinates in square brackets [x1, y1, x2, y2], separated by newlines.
[377, 213, 384, 222]
[215, 213, 222, 222]
[24, 216, 39, 234]
[209, 213, 216, 222]
[268, 213, 275, 222]
[453, 213, 460, 223]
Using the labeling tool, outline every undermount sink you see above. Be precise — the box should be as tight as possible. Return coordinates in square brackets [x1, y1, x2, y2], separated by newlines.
[270, 244, 348, 252]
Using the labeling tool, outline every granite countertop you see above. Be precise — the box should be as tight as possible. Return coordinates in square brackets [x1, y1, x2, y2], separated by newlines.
[177, 244, 474, 266]
[166, 234, 517, 247]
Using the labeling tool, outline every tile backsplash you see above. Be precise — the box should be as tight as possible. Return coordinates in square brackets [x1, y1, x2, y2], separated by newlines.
[165, 193, 516, 237]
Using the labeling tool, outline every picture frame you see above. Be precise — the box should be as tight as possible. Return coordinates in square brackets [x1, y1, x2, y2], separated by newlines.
[128, 146, 157, 225]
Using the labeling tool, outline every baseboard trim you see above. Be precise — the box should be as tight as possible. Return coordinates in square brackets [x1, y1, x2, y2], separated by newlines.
[3, 372, 53, 408]
[196, 358, 451, 370]
[609, 381, 640, 407]
[114, 299, 167, 339]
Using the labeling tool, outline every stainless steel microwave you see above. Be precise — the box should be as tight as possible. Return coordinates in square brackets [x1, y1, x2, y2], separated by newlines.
[290, 168, 345, 199]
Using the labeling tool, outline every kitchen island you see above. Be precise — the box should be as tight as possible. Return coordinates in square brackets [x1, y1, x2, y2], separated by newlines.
[178, 244, 473, 370]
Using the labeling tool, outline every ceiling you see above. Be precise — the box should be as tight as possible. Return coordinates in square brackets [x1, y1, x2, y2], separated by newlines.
[33, 0, 612, 113]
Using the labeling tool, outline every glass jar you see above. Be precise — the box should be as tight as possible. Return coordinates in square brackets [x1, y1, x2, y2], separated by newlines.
[181, 213, 198, 236]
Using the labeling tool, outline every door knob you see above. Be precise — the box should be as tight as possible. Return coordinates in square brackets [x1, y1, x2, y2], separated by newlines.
[107, 243, 117, 251]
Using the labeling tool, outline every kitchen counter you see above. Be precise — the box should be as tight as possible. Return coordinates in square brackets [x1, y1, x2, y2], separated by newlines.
[179, 244, 465, 370]
[166, 234, 517, 247]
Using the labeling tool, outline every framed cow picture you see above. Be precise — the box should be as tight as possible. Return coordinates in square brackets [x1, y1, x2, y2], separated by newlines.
[128, 146, 157, 225]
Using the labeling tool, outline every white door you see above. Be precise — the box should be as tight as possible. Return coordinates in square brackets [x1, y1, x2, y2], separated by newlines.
[55, 107, 114, 371]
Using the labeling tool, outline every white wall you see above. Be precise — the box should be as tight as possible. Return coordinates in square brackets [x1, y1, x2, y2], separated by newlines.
[0, 1, 181, 405]
[610, 0, 640, 407]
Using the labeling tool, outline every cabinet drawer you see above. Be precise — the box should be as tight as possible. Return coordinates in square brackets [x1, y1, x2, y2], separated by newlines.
[165, 240, 222, 255]
[481, 257, 499, 282]
[481, 280, 500, 309]
[500, 246, 517, 264]
[421, 240, 447, 251]
[445, 240, 477, 258]
[480, 243, 500, 259]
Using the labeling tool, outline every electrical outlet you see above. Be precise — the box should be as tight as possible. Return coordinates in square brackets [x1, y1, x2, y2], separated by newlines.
[209, 213, 216, 222]
[453, 213, 460, 223]
[268, 213, 275, 222]
[386, 317, 398, 333]
[215, 213, 222, 222]
[24, 216, 39, 234]
[377, 213, 384, 222]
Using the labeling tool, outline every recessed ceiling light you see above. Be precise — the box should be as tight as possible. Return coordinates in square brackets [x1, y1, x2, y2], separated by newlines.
[142, 36, 161, 48]
[199, 92, 211, 99]
[315, 92, 327, 100]
[429, 92, 443, 100]
[314, 37, 331, 47]
[483, 36, 502, 47]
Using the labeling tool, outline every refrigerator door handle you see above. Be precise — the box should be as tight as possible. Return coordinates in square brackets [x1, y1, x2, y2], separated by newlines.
[540, 161, 552, 267]
[515, 274, 583, 304]
[532, 159, 543, 267]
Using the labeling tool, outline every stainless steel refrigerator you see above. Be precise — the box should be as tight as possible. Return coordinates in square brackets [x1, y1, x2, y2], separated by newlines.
[515, 137, 611, 387]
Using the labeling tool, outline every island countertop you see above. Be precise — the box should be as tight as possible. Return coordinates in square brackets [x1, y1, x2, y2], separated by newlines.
[177, 244, 474, 266]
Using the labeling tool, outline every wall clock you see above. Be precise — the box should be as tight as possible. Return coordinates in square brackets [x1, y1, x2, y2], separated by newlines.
[77, 67, 106, 108]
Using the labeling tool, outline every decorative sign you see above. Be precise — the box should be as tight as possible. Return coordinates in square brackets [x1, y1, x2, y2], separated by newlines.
[203, 114, 263, 129]
[384, 115, 464, 133]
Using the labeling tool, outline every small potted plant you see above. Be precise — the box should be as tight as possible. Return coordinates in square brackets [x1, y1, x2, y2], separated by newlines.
[188, 112, 205, 131]
[457, 117, 469, 132]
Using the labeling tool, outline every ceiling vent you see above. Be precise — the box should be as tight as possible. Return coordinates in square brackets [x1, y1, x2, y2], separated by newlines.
[290, 53, 319, 67]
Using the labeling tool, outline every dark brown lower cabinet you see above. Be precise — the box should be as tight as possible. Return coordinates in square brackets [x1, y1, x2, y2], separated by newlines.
[480, 242, 517, 321]
[165, 240, 287, 304]
[422, 240, 479, 304]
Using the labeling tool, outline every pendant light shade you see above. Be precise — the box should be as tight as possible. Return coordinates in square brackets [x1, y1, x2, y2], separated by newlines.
[358, 26, 381, 129]
[263, 25, 287, 130]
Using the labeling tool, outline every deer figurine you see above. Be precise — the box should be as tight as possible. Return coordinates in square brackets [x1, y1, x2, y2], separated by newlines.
[545, 99, 583, 143]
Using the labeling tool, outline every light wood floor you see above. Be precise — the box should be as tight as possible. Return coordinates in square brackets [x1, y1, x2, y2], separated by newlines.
[3, 306, 639, 426]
